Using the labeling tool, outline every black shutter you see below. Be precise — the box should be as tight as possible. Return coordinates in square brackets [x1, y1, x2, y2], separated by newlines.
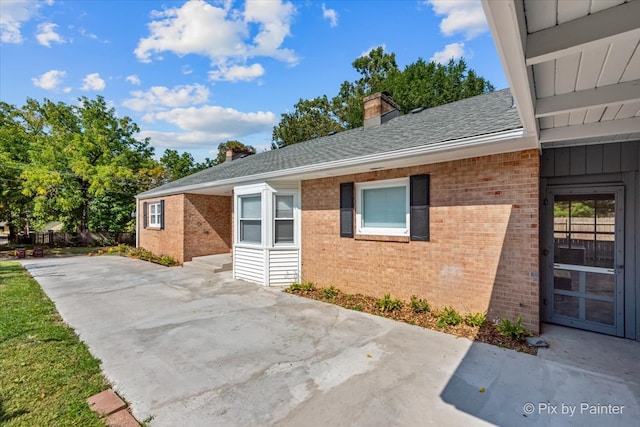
[142, 201, 148, 229]
[340, 182, 354, 238]
[159, 200, 165, 230]
[410, 174, 430, 241]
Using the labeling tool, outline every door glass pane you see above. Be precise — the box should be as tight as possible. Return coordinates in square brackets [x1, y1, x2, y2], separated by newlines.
[553, 194, 615, 268]
[275, 195, 293, 218]
[553, 269, 579, 292]
[585, 300, 614, 325]
[362, 186, 406, 228]
[585, 272, 614, 299]
[241, 195, 261, 219]
[554, 294, 579, 319]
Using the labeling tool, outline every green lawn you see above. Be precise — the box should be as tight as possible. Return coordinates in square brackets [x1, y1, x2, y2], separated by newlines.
[0, 261, 108, 426]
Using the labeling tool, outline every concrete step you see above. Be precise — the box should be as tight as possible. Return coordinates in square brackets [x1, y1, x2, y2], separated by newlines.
[185, 253, 232, 273]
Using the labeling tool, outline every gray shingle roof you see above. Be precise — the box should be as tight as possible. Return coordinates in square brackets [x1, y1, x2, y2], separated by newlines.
[139, 88, 521, 198]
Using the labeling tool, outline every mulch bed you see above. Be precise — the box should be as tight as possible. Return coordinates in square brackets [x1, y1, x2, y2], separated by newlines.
[285, 287, 536, 355]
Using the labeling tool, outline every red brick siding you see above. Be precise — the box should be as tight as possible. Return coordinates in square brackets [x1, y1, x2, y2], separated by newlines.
[183, 194, 232, 261]
[301, 149, 540, 332]
[138, 195, 185, 262]
[138, 194, 232, 263]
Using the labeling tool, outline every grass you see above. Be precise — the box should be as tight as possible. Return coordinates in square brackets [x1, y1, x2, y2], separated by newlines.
[0, 261, 108, 426]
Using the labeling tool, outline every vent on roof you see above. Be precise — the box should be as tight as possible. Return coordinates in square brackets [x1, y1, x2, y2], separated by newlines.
[328, 131, 337, 136]
[411, 107, 424, 114]
[510, 96, 516, 109]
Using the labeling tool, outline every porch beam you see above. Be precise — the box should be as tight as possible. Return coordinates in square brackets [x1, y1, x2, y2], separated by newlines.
[535, 79, 640, 118]
[526, 1, 640, 66]
[539, 117, 640, 144]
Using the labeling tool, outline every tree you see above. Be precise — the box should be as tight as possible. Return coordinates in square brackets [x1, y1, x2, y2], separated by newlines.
[272, 96, 343, 148]
[214, 140, 256, 164]
[273, 47, 495, 146]
[0, 102, 34, 240]
[16, 96, 158, 232]
[160, 149, 199, 182]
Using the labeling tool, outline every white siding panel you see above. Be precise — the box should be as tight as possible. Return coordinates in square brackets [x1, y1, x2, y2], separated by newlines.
[599, 38, 638, 86]
[621, 41, 640, 82]
[234, 246, 265, 284]
[268, 249, 300, 285]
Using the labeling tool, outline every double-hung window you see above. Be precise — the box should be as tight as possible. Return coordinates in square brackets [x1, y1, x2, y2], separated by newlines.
[148, 202, 162, 228]
[356, 178, 409, 236]
[239, 195, 262, 244]
[274, 195, 294, 244]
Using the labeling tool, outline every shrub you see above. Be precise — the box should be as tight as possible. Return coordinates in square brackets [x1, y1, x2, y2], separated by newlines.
[496, 316, 529, 341]
[436, 306, 462, 327]
[464, 312, 487, 327]
[289, 282, 314, 292]
[375, 293, 403, 312]
[322, 286, 338, 300]
[410, 295, 430, 313]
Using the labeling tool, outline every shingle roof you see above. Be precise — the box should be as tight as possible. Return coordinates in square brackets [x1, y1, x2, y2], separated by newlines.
[138, 88, 521, 198]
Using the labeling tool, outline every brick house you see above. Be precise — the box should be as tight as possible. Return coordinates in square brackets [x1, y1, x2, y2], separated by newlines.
[137, 0, 640, 342]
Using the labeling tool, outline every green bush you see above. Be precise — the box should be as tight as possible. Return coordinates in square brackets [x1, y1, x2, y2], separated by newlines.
[496, 316, 529, 341]
[289, 282, 315, 292]
[375, 293, 403, 312]
[464, 312, 487, 327]
[410, 295, 430, 313]
[436, 306, 463, 327]
[322, 286, 338, 299]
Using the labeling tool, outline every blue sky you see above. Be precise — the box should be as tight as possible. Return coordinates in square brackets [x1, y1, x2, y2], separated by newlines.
[0, 0, 507, 162]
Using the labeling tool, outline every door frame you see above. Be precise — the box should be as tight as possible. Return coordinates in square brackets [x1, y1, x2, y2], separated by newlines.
[542, 184, 625, 337]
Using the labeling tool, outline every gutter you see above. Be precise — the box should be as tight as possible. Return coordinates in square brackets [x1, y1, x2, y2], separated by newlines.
[137, 128, 525, 199]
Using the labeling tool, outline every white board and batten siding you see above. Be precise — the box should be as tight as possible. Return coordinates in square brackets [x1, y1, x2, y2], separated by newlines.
[234, 246, 265, 284]
[268, 249, 300, 285]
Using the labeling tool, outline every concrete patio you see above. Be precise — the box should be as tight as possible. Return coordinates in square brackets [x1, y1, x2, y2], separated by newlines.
[19, 256, 640, 426]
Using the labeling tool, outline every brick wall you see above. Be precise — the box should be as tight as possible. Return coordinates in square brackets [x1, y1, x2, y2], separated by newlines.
[138, 193, 232, 263]
[138, 194, 185, 262]
[183, 194, 232, 261]
[301, 149, 540, 332]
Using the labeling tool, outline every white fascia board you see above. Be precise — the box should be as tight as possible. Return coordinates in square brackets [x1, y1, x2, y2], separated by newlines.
[139, 128, 527, 199]
[481, 0, 539, 141]
[539, 117, 640, 144]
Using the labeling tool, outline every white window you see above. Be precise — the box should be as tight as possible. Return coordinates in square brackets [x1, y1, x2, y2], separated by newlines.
[274, 194, 294, 244]
[356, 178, 409, 236]
[239, 195, 261, 244]
[148, 202, 162, 228]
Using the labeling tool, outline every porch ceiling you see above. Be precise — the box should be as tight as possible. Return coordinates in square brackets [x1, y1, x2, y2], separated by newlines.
[483, 0, 640, 148]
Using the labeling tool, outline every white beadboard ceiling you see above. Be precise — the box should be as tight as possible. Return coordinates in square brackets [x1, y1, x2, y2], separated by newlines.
[483, 0, 640, 147]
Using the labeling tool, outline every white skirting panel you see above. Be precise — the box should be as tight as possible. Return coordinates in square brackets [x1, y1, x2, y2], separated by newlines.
[234, 246, 265, 284]
[268, 249, 300, 285]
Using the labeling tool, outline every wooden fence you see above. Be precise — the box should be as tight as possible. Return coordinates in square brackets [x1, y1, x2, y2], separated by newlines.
[20, 231, 135, 247]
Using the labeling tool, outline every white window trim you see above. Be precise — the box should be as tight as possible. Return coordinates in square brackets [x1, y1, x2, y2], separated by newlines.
[355, 178, 410, 237]
[273, 193, 296, 246]
[148, 202, 161, 228]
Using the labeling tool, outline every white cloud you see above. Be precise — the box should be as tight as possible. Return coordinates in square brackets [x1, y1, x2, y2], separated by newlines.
[430, 42, 467, 64]
[139, 106, 277, 149]
[0, 0, 40, 43]
[360, 44, 386, 58]
[123, 83, 210, 112]
[321, 3, 338, 27]
[32, 69, 66, 90]
[81, 73, 106, 91]
[134, 0, 297, 82]
[125, 74, 141, 85]
[36, 22, 65, 47]
[427, 0, 488, 40]
[79, 27, 97, 39]
[209, 63, 265, 81]
[63, 86, 71, 93]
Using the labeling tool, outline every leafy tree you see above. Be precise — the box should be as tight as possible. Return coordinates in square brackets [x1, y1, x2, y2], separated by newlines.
[214, 140, 256, 164]
[272, 96, 343, 148]
[160, 149, 199, 182]
[0, 102, 34, 240]
[16, 96, 158, 232]
[273, 47, 495, 146]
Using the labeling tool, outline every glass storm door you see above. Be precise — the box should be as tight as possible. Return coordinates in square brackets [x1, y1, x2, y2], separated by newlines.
[546, 187, 624, 336]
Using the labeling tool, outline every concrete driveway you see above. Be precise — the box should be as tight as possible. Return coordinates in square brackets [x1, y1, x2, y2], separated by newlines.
[20, 256, 640, 426]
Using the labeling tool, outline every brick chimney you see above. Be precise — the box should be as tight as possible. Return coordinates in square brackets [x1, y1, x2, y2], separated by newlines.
[363, 91, 400, 129]
[225, 148, 255, 162]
